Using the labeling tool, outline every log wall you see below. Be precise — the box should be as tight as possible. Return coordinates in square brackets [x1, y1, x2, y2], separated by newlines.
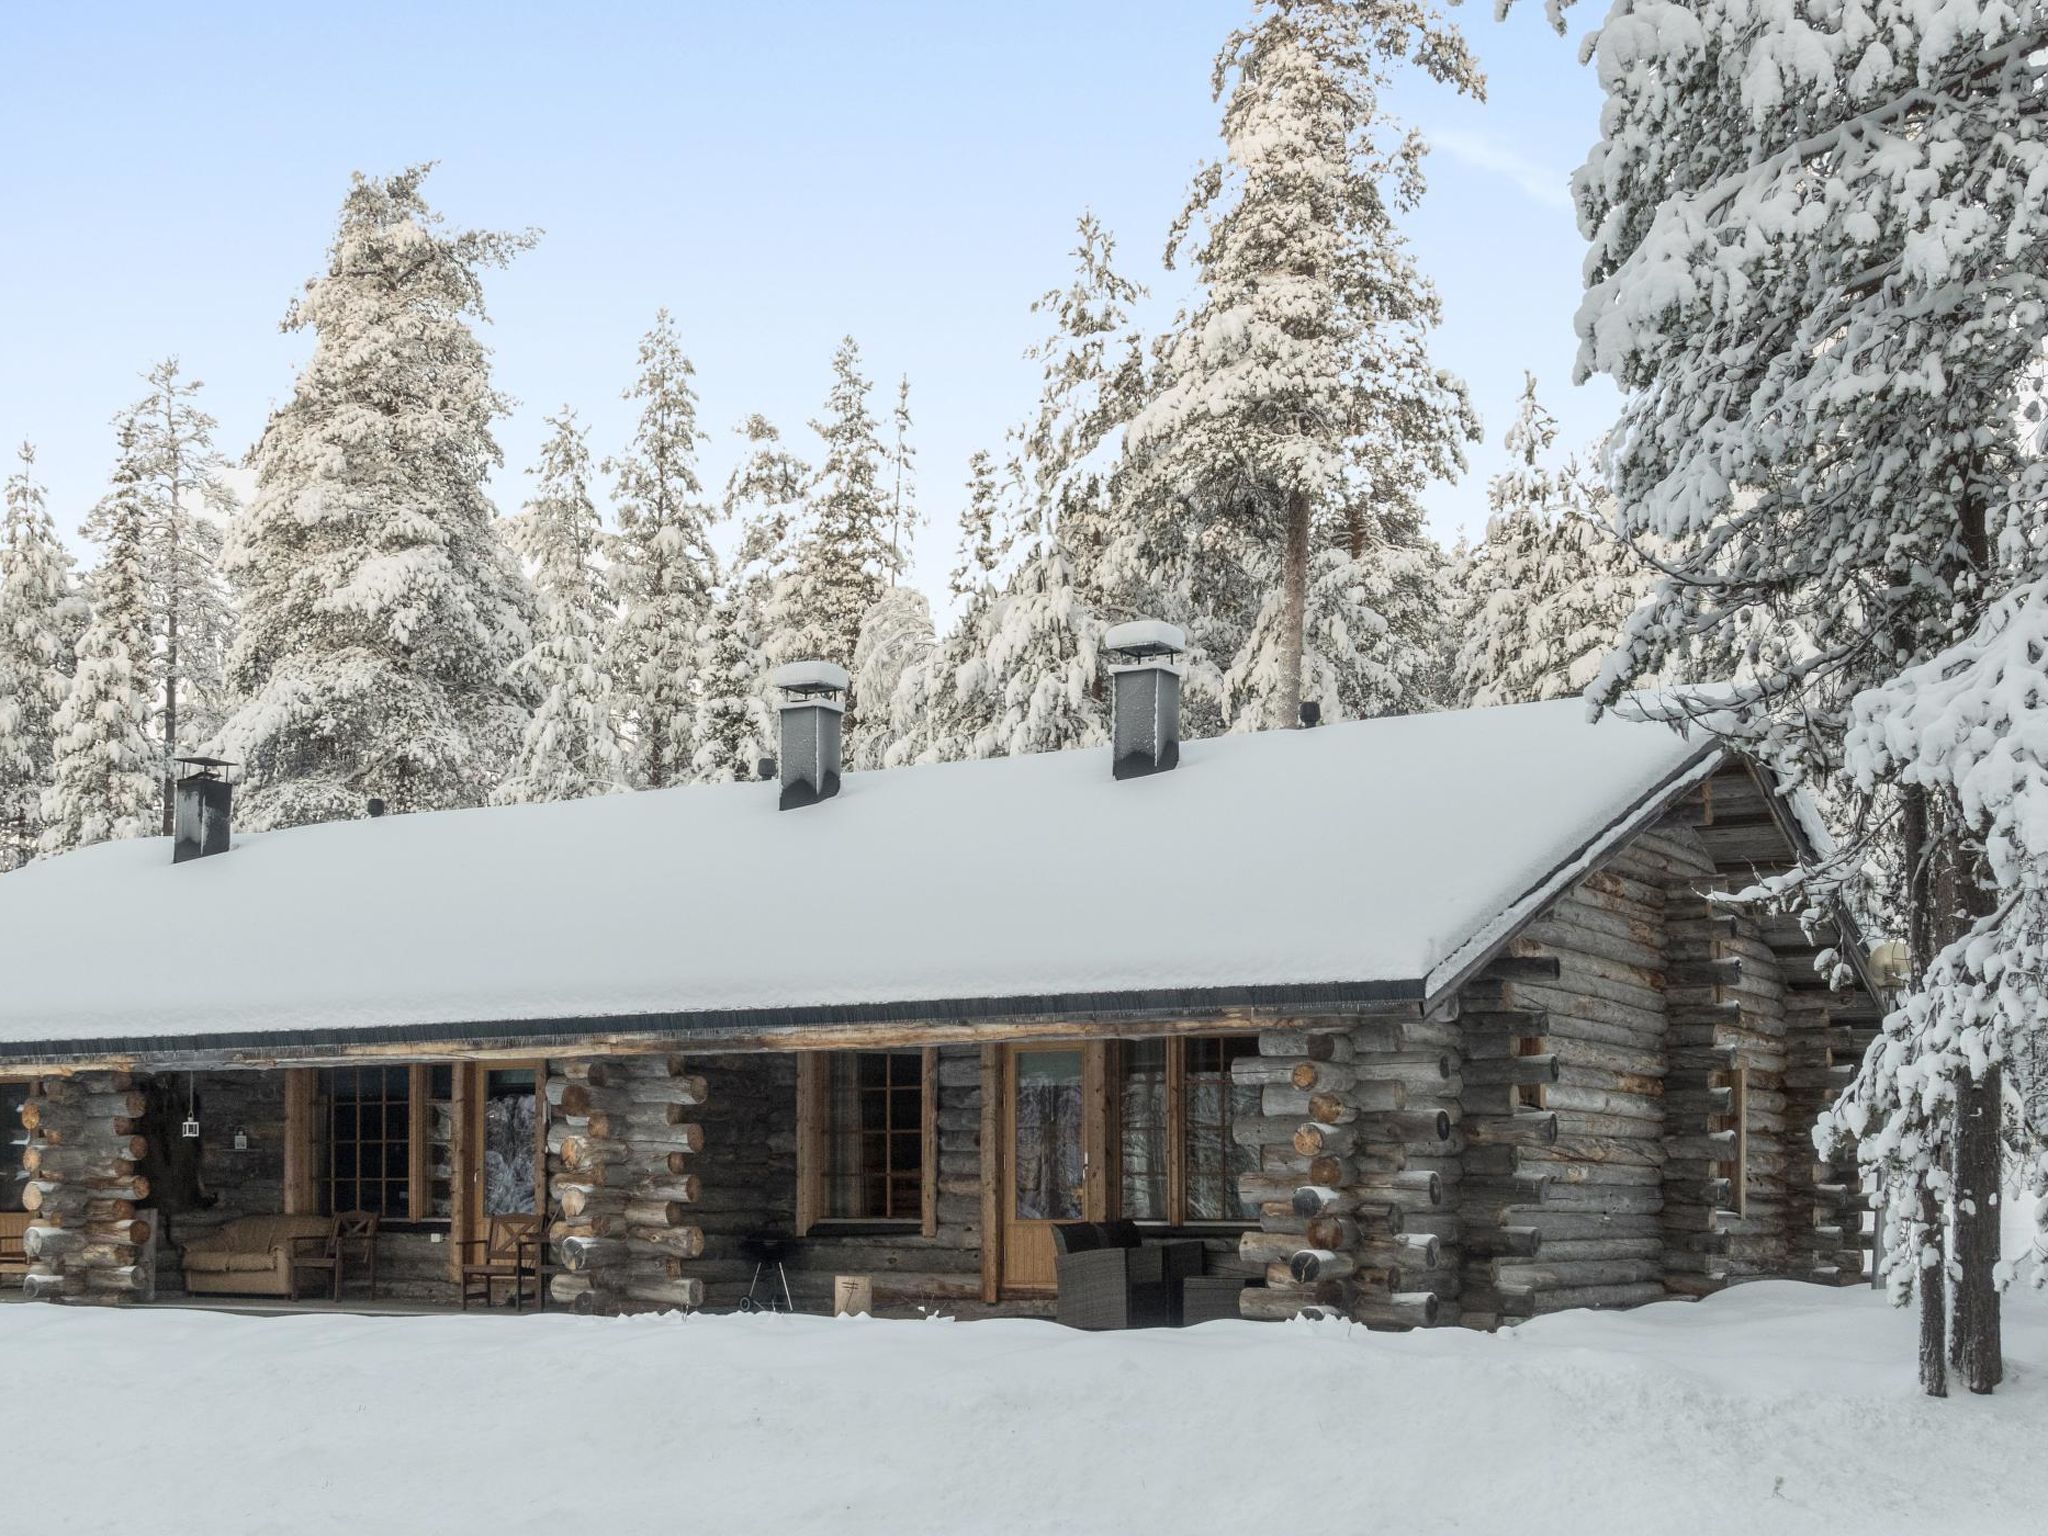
[544, 1054, 706, 1315]
[1233, 1014, 1458, 1329]
[19, 1071, 153, 1304]
[687, 1049, 985, 1314]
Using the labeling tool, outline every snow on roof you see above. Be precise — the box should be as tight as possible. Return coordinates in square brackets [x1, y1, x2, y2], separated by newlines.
[1102, 619, 1187, 655]
[0, 700, 1718, 1054]
[770, 660, 850, 693]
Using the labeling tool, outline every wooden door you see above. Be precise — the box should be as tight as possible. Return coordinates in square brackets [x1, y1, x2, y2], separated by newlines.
[459, 1062, 548, 1252]
[999, 1043, 1108, 1294]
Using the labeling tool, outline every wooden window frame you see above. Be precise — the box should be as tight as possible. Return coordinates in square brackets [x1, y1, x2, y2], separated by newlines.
[317, 1064, 415, 1220]
[1113, 1036, 1258, 1229]
[796, 1049, 937, 1237]
[288, 1063, 444, 1224]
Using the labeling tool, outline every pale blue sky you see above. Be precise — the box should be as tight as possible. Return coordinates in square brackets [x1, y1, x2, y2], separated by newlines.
[0, 1, 1612, 609]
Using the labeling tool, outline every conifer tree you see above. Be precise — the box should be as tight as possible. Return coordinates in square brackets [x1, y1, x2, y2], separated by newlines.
[0, 444, 75, 870]
[786, 338, 895, 679]
[1126, 0, 1482, 728]
[495, 409, 624, 804]
[1454, 377, 1642, 707]
[215, 166, 537, 828]
[44, 425, 158, 854]
[1519, 0, 2048, 1392]
[886, 375, 921, 584]
[849, 586, 935, 770]
[606, 310, 719, 791]
[127, 357, 237, 833]
[890, 452, 1010, 766]
[712, 413, 812, 769]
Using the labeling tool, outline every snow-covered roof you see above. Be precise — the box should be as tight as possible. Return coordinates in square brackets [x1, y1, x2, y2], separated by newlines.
[0, 700, 1720, 1060]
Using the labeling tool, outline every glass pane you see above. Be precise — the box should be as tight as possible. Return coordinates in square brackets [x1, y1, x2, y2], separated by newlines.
[1, 1082, 29, 1212]
[1118, 1040, 1168, 1220]
[1014, 1049, 1084, 1222]
[1185, 1037, 1259, 1220]
[483, 1070, 538, 1216]
[826, 1051, 923, 1219]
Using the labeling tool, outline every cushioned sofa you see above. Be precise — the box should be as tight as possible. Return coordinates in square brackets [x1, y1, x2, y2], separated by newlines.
[181, 1215, 333, 1297]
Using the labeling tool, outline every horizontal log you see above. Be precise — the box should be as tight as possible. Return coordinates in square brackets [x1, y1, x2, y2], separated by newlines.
[1463, 1113, 1556, 1147]
[1459, 1055, 1559, 1088]
[1352, 1291, 1439, 1328]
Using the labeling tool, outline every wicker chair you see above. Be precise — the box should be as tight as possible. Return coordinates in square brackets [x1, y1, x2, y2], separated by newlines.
[1052, 1222, 1205, 1330]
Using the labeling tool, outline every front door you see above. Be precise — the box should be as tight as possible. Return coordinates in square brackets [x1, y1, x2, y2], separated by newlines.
[999, 1043, 1107, 1294]
[460, 1062, 547, 1253]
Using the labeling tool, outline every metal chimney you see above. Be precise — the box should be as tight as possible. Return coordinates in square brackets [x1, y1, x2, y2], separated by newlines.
[172, 757, 235, 863]
[1102, 620, 1186, 781]
[772, 661, 849, 810]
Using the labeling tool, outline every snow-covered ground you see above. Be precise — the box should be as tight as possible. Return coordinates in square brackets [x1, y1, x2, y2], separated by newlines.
[9, 1281, 2044, 1535]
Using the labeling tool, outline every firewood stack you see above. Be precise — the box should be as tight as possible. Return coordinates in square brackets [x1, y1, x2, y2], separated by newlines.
[1233, 1014, 1457, 1329]
[18, 1071, 153, 1305]
[544, 1055, 706, 1315]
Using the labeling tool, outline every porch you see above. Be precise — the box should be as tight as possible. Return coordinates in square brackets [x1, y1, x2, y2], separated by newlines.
[5, 1031, 1280, 1322]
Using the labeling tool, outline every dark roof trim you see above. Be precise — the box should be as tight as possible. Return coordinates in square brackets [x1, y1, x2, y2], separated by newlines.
[0, 978, 1430, 1069]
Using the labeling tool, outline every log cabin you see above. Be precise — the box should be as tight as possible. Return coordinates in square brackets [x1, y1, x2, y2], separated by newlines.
[0, 626, 1883, 1325]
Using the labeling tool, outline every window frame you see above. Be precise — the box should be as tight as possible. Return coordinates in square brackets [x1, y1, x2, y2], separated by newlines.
[304, 1063, 451, 1226]
[0, 1079, 30, 1214]
[1115, 1035, 1259, 1230]
[796, 1048, 938, 1238]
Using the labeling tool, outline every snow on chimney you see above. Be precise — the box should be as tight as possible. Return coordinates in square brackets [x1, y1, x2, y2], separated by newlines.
[772, 660, 849, 810]
[172, 757, 235, 863]
[1102, 620, 1186, 781]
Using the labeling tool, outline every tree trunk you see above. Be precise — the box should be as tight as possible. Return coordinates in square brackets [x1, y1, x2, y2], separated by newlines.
[1946, 474, 2002, 1394]
[1953, 1064, 2003, 1393]
[1272, 489, 1311, 731]
[1901, 782, 1949, 1396]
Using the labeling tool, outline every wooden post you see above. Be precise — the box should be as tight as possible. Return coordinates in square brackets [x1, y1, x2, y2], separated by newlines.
[21, 1071, 152, 1305]
[282, 1068, 317, 1215]
[979, 1045, 1002, 1305]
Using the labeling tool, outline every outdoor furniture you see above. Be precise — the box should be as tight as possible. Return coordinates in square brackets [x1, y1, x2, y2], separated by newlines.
[180, 1214, 335, 1297]
[1052, 1222, 1205, 1330]
[460, 1213, 543, 1311]
[0, 1221, 27, 1283]
[289, 1212, 381, 1302]
[1180, 1273, 1251, 1326]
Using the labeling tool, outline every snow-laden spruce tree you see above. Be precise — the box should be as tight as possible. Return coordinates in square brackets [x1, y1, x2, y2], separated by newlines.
[215, 166, 536, 828]
[1454, 376, 1642, 707]
[606, 310, 719, 791]
[971, 214, 1153, 760]
[1527, 0, 2048, 1394]
[783, 339, 896, 686]
[888, 450, 1011, 766]
[886, 375, 921, 583]
[495, 409, 624, 804]
[43, 426, 158, 854]
[127, 357, 237, 833]
[848, 586, 934, 770]
[1125, 0, 1482, 729]
[0, 444, 75, 870]
[711, 412, 812, 771]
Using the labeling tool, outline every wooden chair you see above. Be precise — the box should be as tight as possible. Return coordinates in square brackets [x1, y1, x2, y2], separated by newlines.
[459, 1214, 543, 1311]
[0, 1228, 27, 1283]
[290, 1212, 381, 1302]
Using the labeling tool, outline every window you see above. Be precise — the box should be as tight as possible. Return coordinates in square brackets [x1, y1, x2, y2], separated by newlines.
[797, 1050, 934, 1233]
[1, 1082, 27, 1213]
[319, 1066, 438, 1219]
[1116, 1036, 1259, 1225]
[481, 1068, 540, 1217]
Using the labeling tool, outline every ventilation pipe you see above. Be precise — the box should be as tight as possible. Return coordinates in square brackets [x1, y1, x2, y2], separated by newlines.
[1102, 620, 1186, 781]
[773, 660, 849, 809]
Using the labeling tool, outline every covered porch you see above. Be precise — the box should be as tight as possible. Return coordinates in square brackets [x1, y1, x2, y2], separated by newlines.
[5, 1017, 1339, 1323]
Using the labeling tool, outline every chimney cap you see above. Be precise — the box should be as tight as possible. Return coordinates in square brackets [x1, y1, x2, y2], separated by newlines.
[771, 660, 851, 698]
[1102, 620, 1186, 661]
[174, 755, 237, 782]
